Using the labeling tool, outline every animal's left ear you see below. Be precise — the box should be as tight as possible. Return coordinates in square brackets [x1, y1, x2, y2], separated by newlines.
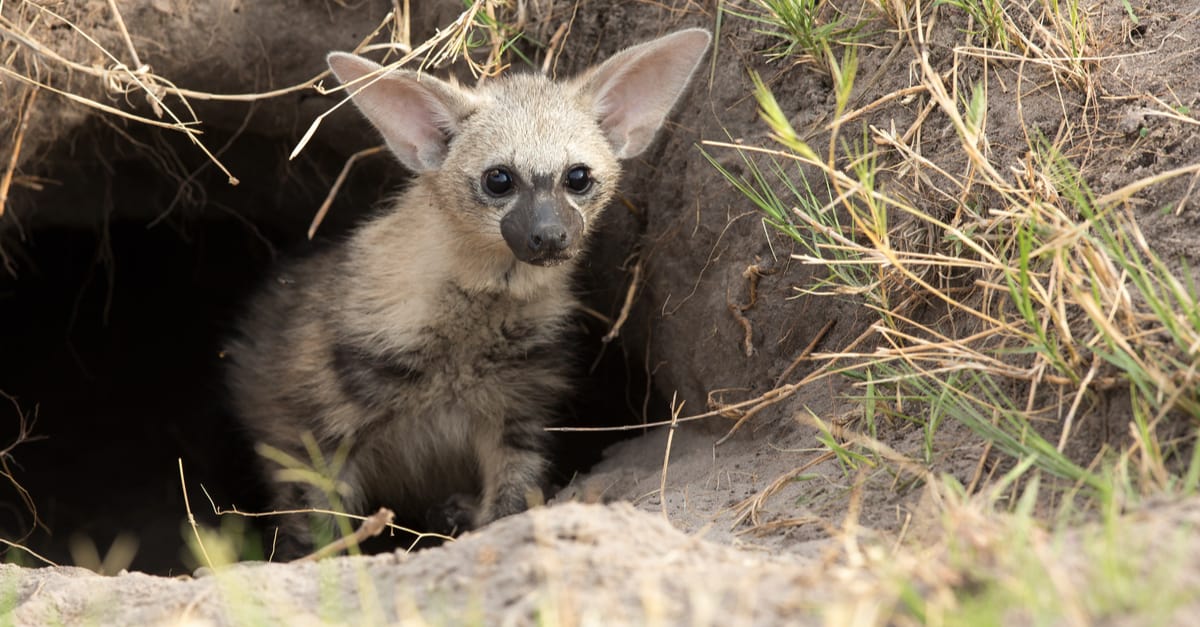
[573, 28, 711, 159]
[327, 53, 476, 172]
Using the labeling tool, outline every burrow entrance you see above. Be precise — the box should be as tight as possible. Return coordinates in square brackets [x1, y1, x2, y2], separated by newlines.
[0, 119, 660, 575]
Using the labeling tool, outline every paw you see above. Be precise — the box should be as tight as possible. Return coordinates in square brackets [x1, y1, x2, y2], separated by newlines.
[425, 493, 478, 535]
[484, 485, 545, 524]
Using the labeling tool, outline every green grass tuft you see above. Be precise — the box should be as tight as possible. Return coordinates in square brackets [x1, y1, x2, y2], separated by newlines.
[725, 0, 866, 72]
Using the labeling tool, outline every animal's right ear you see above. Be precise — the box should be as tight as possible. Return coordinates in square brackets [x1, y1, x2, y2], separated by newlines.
[327, 53, 476, 172]
[572, 29, 711, 159]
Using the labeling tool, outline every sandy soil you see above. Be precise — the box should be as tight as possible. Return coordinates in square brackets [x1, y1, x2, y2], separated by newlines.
[5, 498, 1200, 624]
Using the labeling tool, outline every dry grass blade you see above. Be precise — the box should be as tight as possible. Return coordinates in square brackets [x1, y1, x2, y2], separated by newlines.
[700, 0, 1200, 506]
[0, 2, 421, 190]
[730, 451, 834, 530]
[603, 253, 643, 343]
[659, 394, 684, 519]
[11, 1, 240, 183]
[0, 1, 396, 103]
[714, 321, 836, 447]
[197, 484, 454, 551]
[102, 0, 141, 69]
[0, 392, 47, 543]
[0, 537, 58, 567]
[0, 64, 197, 132]
[541, 22, 570, 74]
[293, 507, 396, 562]
[1095, 162, 1200, 208]
[291, 0, 516, 159]
[308, 145, 388, 240]
[178, 458, 214, 569]
[775, 318, 835, 387]
[551, 305, 878, 436]
[0, 86, 37, 219]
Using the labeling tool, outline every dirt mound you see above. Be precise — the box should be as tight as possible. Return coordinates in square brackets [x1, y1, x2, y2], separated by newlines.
[1, 503, 827, 625]
[7, 497, 1200, 624]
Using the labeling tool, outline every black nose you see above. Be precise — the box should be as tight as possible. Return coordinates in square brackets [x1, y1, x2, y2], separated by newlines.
[530, 222, 569, 253]
[501, 200, 583, 265]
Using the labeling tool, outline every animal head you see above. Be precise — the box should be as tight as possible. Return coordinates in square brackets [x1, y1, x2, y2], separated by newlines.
[327, 29, 711, 267]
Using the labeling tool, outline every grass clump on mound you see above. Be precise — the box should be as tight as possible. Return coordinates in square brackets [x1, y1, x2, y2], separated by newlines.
[705, 1, 1200, 619]
[711, 0, 1200, 498]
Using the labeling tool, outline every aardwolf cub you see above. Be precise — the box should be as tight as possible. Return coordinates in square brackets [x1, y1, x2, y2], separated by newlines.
[227, 29, 711, 550]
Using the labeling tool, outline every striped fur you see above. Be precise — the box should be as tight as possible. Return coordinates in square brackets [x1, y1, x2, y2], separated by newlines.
[225, 29, 710, 553]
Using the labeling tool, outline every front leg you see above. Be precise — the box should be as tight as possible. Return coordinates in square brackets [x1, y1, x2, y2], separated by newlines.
[425, 493, 478, 535]
[264, 454, 369, 559]
[474, 417, 551, 525]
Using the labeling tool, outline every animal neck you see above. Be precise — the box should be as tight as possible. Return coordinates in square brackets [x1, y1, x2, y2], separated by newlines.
[445, 243, 575, 301]
[350, 179, 576, 305]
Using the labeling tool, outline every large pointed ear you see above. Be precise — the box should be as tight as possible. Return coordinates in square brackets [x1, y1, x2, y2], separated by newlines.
[573, 29, 711, 159]
[327, 53, 476, 172]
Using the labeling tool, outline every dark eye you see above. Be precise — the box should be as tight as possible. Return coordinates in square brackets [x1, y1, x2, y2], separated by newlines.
[483, 168, 514, 197]
[565, 166, 592, 194]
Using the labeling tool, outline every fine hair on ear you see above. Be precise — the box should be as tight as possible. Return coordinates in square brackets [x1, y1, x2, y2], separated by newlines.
[326, 53, 477, 172]
[572, 28, 712, 159]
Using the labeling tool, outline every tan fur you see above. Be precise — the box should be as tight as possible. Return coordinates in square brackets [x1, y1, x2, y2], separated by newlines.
[226, 29, 710, 552]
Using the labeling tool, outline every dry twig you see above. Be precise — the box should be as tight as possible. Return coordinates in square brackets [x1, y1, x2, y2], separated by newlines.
[603, 253, 643, 343]
[292, 507, 396, 562]
[658, 394, 684, 519]
[198, 485, 453, 552]
[308, 145, 388, 239]
[178, 459, 214, 569]
[774, 319, 836, 387]
[0, 87, 37, 219]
